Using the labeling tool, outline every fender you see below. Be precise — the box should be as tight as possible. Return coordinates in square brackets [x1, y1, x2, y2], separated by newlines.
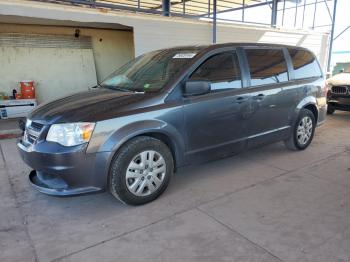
[87, 118, 186, 167]
[296, 96, 317, 111]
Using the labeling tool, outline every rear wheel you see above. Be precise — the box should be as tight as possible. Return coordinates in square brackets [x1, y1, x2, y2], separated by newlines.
[109, 136, 173, 205]
[284, 108, 316, 151]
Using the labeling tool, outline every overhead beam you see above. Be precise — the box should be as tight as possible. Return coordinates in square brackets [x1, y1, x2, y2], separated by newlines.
[271, 0, 278, 27]
[334, 25, 350, 41]
[327, 0, 338, 72]
[162, 0, 170, 16]
[201, 1, 273, 17]
[213, 0, 217, 43]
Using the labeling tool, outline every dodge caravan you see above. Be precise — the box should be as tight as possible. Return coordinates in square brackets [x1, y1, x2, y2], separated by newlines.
[17, 43, 327, 205]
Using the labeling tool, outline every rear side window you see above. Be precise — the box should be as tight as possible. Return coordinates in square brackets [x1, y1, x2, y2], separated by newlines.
[245, 48, 288, 86]
[288, 49, 322, 79]
[190, 51, 241, 92]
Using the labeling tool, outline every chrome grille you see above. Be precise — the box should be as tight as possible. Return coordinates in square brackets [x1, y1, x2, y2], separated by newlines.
[30, 121, 44, 132]
[331, 85, 348, 95]
[24, 120, 44, 144]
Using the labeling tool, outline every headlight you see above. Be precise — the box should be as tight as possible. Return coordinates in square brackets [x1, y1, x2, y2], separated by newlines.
[46, 122, 95, 147]
[25, 119, 32, 129]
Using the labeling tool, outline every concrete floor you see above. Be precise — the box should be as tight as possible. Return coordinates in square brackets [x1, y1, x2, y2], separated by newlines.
[0, 118, 22, 138]
[0, 119, 20, 131]
[1, 112, 350, 262]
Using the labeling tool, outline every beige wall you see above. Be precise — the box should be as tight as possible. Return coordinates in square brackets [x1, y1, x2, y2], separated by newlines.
[0, 46, 97, 103]
[0, 24, 135, 82]
[0, 24, 134, 102]
[91, 29, 134, 82]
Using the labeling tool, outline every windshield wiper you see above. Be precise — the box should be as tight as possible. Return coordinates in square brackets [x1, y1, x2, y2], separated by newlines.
[103, 86, 131, 92]
[90, 83, 102, 89]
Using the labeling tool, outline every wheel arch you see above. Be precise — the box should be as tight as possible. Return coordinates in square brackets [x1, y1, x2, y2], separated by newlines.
[100, 119, 185, 174]
[132, 131, 180, 170]
[295, 96, 319, 123]
[303, 103, 318, 122]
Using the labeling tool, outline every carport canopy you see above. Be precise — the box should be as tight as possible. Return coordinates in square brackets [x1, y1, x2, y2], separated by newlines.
[94, 0, 266, 16]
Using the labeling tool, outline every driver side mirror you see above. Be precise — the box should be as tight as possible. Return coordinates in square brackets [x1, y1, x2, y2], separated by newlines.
[184, 81, 211, 96]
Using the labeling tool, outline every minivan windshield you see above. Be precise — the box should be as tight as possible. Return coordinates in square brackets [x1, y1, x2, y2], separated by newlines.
[100, 48, 202, 93]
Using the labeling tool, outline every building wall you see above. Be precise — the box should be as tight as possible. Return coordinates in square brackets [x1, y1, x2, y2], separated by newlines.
[0, 24, 134, 82]
[333, 62, 350, 75]
[130, 18, 328, 71]
[131, 18, 326, 55]
[0, 45, 97, 103]
[0, 1, 329, 68]
[0, 24, 134, 102]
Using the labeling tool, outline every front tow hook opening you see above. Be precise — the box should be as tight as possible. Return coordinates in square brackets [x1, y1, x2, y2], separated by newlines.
[29, 170, 68, 190]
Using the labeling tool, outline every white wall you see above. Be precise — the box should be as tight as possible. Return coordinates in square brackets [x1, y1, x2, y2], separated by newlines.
[130, 20, 328, 70]
[0, 1, 329, 69]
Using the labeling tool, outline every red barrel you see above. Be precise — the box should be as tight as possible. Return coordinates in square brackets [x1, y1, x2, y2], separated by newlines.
[15, 93, 22, 99]
[20, 80, 35, 99]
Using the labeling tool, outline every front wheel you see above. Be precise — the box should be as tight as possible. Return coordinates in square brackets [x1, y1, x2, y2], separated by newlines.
[284, 108, 316, 151]
[327, 106, 335, 115]
[109, 136, 174, 205]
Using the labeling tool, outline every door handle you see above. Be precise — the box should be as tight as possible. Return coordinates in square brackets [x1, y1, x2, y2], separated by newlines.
[253, 94, 265, 100]
[236, 96, 249, 104]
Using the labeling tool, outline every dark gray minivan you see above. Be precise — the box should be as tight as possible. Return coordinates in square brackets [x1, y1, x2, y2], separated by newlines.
[17, 43, 327, 205]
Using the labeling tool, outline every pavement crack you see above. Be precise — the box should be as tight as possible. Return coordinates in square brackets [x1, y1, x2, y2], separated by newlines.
[0, 143, 6, 164]
[196, 207, 286, 262]
[0, 142, 39, 262]
[243, 146, 349, 175]
[50, 162, 290, 261]
[51, 207, 196, 262]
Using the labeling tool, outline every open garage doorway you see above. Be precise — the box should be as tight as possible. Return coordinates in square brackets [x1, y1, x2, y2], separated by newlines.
[0, 22, 134, 104]
[0, 33, 97, 103]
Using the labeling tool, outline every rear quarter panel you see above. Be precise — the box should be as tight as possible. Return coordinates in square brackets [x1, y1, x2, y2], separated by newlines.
[294, 77, 327, 125]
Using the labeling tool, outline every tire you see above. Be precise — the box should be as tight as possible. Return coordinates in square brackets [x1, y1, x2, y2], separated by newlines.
[284, 108, 316, 151]
[109, 136, 174, 205]
[327, 106, 335, 115]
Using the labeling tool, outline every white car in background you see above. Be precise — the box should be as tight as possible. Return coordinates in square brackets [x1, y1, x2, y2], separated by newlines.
[326, 69, 350, 114]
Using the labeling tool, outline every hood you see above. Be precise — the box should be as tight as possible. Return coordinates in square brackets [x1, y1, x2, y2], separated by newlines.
[326, 73, 350, 86]
[29, 88, 153, 123]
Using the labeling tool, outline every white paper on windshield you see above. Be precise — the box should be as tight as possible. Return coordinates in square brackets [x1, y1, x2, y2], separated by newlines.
[173, 53, 197, 59]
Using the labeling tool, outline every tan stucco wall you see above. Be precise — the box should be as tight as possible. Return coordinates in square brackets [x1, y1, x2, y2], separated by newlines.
[0, 46, 97, 103]
[0, 24, 134, 102]
[0, 24, 135, 82]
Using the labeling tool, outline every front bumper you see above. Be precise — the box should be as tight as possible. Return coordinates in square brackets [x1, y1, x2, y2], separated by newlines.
[328, 95, 350, 111]
[28, 170, 101, 196]
[17, 139, 111, 196]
